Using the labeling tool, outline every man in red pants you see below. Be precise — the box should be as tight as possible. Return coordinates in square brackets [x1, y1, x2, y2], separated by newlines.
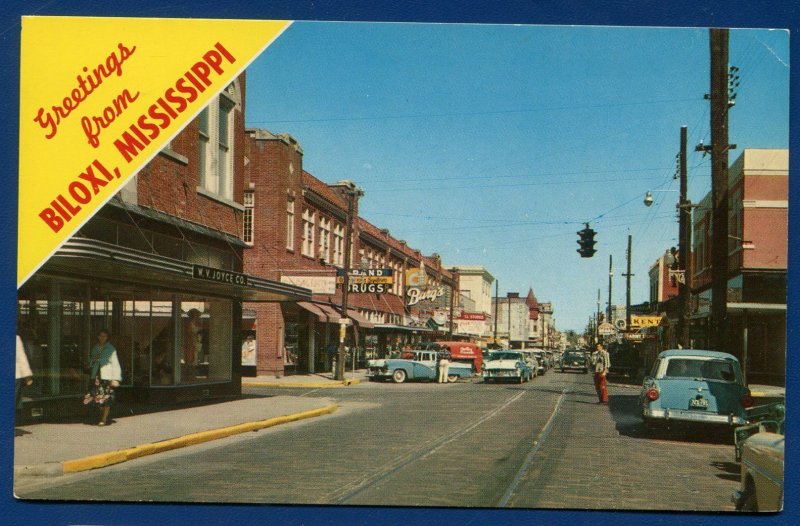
[592, 342, 611, 404]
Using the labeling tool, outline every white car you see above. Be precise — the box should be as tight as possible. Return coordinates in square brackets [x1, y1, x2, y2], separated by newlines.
[482, 351, 533, 384]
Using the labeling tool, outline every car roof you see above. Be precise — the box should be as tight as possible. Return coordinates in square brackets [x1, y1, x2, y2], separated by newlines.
[657, 349, 739, 361]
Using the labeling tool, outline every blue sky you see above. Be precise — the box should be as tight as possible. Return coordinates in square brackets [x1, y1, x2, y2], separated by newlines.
[245, 22, 789, 332]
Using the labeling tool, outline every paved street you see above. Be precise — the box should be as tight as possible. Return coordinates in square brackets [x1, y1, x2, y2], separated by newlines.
[15, 371, 740, 511]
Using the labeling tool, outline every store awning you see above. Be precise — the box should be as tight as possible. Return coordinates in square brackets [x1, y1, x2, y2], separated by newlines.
[347, 309, 375, 329]
[372, 324, 434, 333]
[46, 238, 311, 302]
[318, 304, 343, 321]
[298, 301, 327, 321]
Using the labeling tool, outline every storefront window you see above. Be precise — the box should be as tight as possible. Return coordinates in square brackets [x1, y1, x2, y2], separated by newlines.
[179, 298, 232, 384]
[284, 321, 299, 368]
[17, 277, 234, 398]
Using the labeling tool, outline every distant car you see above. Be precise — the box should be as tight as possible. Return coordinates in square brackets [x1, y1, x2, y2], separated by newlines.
[482, 351, 533, 384]
[560, 349, 589, 374]
[530, 351, 548, 375]
[367, 350, 473, 383]
[607, 341, 643, 381]
[639, 350, 752, 432]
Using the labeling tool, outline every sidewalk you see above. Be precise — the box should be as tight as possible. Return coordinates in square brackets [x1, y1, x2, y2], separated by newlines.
[14, 394, 338, 477]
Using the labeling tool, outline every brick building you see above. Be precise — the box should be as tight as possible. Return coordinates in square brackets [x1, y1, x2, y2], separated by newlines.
[17, 75, 309, 419]
[244, 128, 459, 376]
[691, 149, 787, 385]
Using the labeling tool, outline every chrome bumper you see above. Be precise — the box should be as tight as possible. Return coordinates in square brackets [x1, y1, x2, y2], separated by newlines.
[644, 407, 746, 425]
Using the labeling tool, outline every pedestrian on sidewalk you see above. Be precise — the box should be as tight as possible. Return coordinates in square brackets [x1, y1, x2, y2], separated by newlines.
[83, 329, 122, 426]
[592, 342, 611, 404]
[437, 351, 450, 383]
[15, 334, 33, 409]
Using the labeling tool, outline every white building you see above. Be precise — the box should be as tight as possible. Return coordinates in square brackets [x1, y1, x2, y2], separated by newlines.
[452, 265, 495, 338]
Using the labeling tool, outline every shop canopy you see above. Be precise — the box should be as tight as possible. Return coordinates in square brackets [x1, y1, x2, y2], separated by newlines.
[46, 237, 311, 303]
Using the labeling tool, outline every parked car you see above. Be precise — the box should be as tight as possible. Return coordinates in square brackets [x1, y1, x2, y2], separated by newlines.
[518, 350, 540, 378]
[639, 349, 753, 432]
[560, 349, 589, 374]
[732, 402, 784, 512]
[530, 350, 549, 375]
[367, 350, 473, 383]
[733, 430, 784, 511]
[482, 351, 533, 384]
[607, 340, 643, 382]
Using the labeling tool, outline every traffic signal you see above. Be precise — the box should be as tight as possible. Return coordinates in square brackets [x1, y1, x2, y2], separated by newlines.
[577, 223, 597, 258]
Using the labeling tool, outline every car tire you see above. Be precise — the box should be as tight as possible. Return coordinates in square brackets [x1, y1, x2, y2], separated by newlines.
[740, 490, 758, 512]
[448, 374, 459, 383]
[392, 369, 407, 383]
[583, 368, 588, 374]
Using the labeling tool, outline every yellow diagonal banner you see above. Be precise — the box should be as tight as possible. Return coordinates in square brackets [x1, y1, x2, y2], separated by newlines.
[18, 16, 292, 287]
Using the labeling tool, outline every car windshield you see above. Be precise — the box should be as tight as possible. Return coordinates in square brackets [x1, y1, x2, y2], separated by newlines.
[491, 352, 522, 361]
[663, 358, 737, 382]
[564, 352, 584, 360]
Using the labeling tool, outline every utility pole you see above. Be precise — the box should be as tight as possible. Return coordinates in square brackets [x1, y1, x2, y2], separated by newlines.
[678, 125, 693, 348]
[493, 280, 499, 343]
[507, 295, 512, 348]
[448, 272, 456, 339]
[607, 255, 613, 322]
[709, 28, 731, 353]
[596, 288, 601, 344]
[335, 182, 362, 381]
[624, 235, 633, 330]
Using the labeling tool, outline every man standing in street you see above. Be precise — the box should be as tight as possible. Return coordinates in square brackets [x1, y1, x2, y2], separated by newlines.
[437, 351, 450, 383]
[592, 342, 611, 404]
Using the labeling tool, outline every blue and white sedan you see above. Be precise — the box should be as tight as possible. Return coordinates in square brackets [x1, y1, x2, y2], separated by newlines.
[639, 349, 753, 431]
[482, 351, 534, 384]
[367, 350, 473, 383]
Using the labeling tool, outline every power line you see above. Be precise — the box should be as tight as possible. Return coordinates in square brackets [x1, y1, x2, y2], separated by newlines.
[248, 97, 705, 125]
[366, 175, 665, 193]
[363, 166, 673, 185]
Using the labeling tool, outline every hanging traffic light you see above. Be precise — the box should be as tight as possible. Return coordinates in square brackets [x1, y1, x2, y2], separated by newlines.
[577, 223, 597, 258]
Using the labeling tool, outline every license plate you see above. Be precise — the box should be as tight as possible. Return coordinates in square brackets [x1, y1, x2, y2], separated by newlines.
[690, 398, 709, 409]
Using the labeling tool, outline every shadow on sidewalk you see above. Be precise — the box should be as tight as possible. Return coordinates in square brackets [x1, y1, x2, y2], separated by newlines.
[15, 393, 275, 427]
[608, 394, 733, 445]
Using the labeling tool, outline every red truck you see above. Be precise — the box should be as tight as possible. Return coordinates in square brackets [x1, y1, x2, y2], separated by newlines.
[435, 341, 483, 373]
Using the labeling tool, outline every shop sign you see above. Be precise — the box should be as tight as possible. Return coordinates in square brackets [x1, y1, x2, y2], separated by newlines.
[406, 285, 446, 306]
[597, 322, 616, 336]
[336, 268, 394, 285]
[459, 312, 486, 321]
[347, 282, 388, 294]
[193, 264, 249, 286]
[281, 275, 336, 294]
[629, 315, 662, 328]
[624, 333, 644, 341]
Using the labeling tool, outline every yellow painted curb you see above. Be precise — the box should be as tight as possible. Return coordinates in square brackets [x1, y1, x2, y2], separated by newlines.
[62, 404, 338, 473]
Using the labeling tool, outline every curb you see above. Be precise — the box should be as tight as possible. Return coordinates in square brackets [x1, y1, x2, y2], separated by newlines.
[15, 404, 338, 477]
[243, 378, 361, 388]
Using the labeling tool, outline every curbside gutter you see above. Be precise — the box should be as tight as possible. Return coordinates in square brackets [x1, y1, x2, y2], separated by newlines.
[243, 378, 361, 388]
[15, 404, 338, 477]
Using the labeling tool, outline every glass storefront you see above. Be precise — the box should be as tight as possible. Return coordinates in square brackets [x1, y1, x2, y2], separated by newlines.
[17, 276, 233, 402]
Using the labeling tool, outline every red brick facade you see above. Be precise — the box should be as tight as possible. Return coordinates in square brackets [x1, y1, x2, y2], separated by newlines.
[133, 73, 247, 243]
[243, 128, 458, 376]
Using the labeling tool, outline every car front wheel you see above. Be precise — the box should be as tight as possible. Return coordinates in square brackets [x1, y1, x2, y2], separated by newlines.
[447, 374, 459, 383]
[739, 490, 758, 512]
[392, 369, 407, 383]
